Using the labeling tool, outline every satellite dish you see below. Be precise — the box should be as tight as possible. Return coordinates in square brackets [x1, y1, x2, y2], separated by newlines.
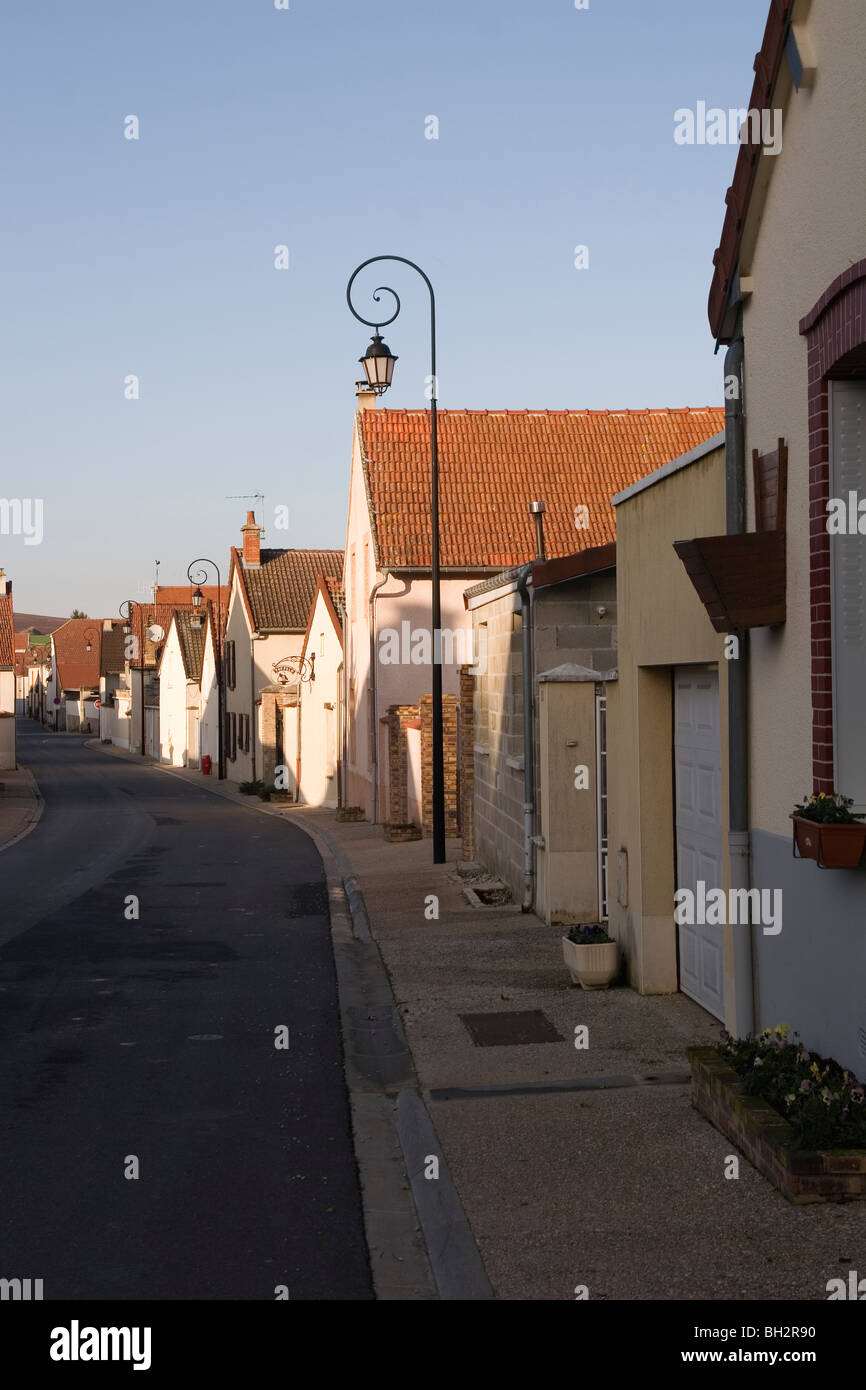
[147, 623, 164, 643]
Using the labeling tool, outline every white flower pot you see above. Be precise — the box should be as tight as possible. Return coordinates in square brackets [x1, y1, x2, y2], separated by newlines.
[562, 936, 619, 990]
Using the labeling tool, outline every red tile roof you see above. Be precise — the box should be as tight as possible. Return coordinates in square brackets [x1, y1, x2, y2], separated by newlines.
[154, 584, 228, 613]
[0, 592, 14, 667]
[358, 408, 726, 569]
[232, 548, 345, 632]
[51, 619, 106, 690]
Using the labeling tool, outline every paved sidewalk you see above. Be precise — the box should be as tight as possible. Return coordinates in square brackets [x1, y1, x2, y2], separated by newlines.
[0, 763, 42, 852]
[279, 813, 866, 1303]
[83, 744, 866, 1300]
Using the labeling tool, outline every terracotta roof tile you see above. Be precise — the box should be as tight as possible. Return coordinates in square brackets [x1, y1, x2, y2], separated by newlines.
[99, 624, 128, 676]
[174, 611, 207, 682]
[358, 408, 725, 569]
[242, 550, 344, 631]
[52, 619, 106, 690]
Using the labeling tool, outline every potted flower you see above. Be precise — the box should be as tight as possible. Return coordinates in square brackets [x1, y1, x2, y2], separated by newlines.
[791, 792, 866, 869]
[562, 923, 619, 990]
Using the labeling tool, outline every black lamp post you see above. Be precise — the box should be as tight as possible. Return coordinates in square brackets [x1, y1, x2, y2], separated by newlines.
[346, 256, 446, 864]
[187, 559, 225, 780]
[119, 600, 145, 757]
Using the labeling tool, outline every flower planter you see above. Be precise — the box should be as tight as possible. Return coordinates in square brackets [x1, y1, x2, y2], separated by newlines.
[687, 1048, 866, 1204]
[790, 815, 866, 869]
[562, 936, 619, 990]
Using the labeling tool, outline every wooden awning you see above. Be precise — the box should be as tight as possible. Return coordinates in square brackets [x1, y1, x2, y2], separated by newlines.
[674, 439, 787, 632]
[674, 530, 786, 632]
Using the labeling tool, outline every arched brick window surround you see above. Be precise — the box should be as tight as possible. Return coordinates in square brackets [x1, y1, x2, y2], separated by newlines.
[799, 260, 866, 791]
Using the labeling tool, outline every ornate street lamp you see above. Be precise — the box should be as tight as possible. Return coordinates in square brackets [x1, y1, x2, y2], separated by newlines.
[359, 331, 398, 395]
[187, 559, 225, 780]
[346, 255, 446, 863]
[119, 599, 145, 757]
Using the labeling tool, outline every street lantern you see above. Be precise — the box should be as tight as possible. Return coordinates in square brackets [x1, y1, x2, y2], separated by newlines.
[359, 331, 398, 395]
[347, 255, 446, 864]
[191, 586, 204, 609]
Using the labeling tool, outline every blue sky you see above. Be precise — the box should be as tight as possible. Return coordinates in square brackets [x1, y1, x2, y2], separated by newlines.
[0, 0, 767, 617]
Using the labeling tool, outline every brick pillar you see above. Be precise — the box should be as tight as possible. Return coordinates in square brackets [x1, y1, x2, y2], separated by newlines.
[384, 704, 421, 841]
[262, 687, 296, 786]
[261, 691, 276, 784]
[420, 693, 459, 839]
[459, 665, 475, 861]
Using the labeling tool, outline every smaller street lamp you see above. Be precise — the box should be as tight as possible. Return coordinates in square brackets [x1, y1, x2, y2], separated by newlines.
[186, 559, 225, 780]
[119, 599, 146, 757]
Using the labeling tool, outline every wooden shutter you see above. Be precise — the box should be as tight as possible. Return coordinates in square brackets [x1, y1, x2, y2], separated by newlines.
[830, 381, 866, 804]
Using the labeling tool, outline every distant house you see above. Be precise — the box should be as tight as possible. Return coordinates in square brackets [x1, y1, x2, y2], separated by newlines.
[48, 619, 105, 733]
[294, 576, 345, 808]
[0, 573, 16, 769]
[345, 390, 725, 835]
[222, 511, 342, 788]
[157, 607, 218, 769]
[125, 587, 226, 759]
[97, 622, 132, 746]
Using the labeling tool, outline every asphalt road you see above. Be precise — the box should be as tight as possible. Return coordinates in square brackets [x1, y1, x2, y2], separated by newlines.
[0, 721, 373, 1300]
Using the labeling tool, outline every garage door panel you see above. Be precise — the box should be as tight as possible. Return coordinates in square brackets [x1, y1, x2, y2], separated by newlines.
[675, 667, 724, 1021]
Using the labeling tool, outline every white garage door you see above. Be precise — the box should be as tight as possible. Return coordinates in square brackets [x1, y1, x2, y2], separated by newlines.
[675, 667, 724, 1020]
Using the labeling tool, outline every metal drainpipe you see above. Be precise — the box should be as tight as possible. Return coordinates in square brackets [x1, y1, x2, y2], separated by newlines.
[368, 571, 390, 825]
[516, 564, 535, 911]
[249, 634, 257, 782]
[725, 318, 756, 1037]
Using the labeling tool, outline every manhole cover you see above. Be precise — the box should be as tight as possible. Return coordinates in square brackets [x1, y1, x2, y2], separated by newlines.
[460, 1010, 563, 1047]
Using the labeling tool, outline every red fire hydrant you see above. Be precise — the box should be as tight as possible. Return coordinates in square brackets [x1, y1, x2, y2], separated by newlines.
[201, 755, 212, 776]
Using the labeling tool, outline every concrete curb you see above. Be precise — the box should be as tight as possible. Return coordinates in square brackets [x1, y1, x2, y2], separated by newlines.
[0, 765, 45, 854]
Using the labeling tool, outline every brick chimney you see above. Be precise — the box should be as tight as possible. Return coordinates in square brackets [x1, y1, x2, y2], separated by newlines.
[356, 381, 378, 411]
[241, 510, 261, 568]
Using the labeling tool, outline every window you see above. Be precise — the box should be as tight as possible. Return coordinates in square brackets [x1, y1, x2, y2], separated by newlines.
[829, 380, 866, 804]
[237, 713, 250, 754]
[226, 710, 238, 761]
[224, 640, 236, 690]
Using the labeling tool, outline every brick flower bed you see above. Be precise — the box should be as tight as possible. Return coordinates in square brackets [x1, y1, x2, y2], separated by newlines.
[687, 1047, 866, 1204]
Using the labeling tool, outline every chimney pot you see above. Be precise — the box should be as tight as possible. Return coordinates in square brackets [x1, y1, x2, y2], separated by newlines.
[356, 381, 378, 411]
[241, 511, 261, 568]
[529, 500, 547, 561]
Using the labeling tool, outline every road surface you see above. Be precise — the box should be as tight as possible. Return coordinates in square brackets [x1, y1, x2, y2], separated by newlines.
[0, 721, 372, 1300]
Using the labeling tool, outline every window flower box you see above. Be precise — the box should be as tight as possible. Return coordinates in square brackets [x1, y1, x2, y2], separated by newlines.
[791, 793, 866, 869]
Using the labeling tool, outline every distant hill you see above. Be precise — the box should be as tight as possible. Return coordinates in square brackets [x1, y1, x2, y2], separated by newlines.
[13, 612, 68, 635]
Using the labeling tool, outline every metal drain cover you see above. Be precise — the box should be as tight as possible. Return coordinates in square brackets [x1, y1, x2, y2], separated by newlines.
[460, 1010, 563, 1047]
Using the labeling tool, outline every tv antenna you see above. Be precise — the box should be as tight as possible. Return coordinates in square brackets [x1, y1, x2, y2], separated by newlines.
[226, 492, 266, 540]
